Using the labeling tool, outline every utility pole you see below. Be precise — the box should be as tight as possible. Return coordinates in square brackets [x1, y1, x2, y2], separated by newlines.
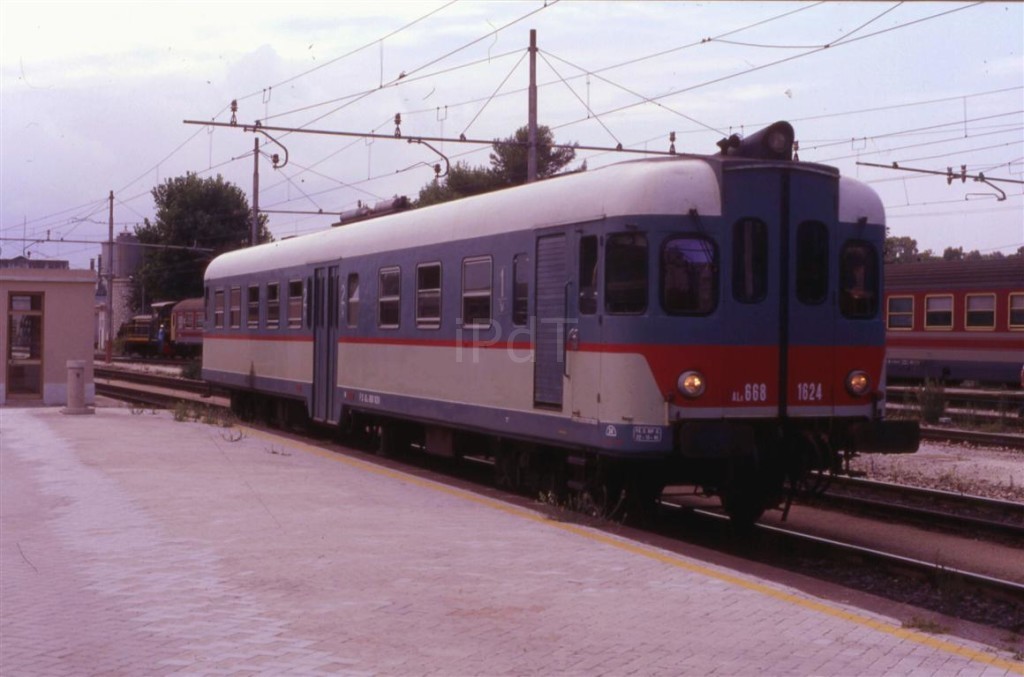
[251, 137, 260, 247]
[527, 29, 538, 183]
[105, 190, 114, 363]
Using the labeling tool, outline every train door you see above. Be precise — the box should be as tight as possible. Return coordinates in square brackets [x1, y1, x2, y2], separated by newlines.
[534, 232, 568, 408]
[722, 166, 840, 417]
[312, 265, 340, 422]
[569, 228, 603, 421]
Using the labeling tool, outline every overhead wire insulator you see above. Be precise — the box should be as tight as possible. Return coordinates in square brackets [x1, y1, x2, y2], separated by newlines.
[230, 100, 238, 126]
[394, 113, 402, 138]
[669, 131, 676, 155]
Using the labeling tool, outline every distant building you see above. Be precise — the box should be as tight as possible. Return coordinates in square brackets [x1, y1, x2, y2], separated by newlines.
[0, 256, 70, 270]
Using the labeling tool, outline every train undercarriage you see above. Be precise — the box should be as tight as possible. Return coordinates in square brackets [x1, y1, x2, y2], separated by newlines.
[227, 388, 912, 525]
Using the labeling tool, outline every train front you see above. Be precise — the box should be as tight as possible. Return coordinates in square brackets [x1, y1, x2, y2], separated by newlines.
[664, 122, 919, 522]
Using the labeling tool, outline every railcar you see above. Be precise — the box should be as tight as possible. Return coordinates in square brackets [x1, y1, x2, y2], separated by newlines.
[117, 298, 204, 358]
[203, 121, 918, 523]
[170, 297, 205, 357]
[885, 258, 1023, 386]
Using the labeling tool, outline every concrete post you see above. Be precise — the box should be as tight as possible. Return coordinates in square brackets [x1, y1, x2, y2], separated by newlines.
[63, 360, 93, 415]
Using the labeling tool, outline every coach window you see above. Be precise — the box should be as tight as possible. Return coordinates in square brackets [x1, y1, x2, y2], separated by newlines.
[247, 285, 260, 329]
[606, 233, 648, 314]
[416, 263, 442, 329]
[346, 274, 360, 328]
[229, 287, 241, 329]
[965, 294, 995, 330]
[379, 267, 401, 328]
[1010, 293, 1024, 329]
[924, 295, 953, 330]
[266, 283, 280, 329]
[796, 221, 828, 305]
[838, 241, 878, 319]
[579, 236, 599, 314]
[288, 280, 303, 329]
[213, 290, 225, 329]
[661, 236, 716, 315]
[732, 219, 768, 303]
[462, 257, 492, 327]
[887, 296, 914, 330]
[513, 253, 529, 326]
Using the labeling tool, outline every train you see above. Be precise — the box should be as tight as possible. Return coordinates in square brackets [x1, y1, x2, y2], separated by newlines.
[201, 121, 919, 523]
[118, 297, 204, 358]
[884, 257, 1023, 387]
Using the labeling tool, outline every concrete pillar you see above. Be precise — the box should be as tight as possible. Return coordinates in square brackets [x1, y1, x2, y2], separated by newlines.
[63, 360, 93, 415]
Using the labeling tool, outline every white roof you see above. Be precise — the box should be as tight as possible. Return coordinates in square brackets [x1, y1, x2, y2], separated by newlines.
[206, 158, 721, 280]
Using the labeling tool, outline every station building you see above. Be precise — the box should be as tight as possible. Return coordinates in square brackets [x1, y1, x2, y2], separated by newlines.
[1, 258, 95, 406]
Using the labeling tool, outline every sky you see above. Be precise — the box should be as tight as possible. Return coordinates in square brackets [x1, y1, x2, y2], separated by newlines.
[1, 1, 1022, 271]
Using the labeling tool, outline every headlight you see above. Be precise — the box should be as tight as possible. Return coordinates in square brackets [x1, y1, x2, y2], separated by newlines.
[846, 370, 871, 397]
[677, 371, 706, 398]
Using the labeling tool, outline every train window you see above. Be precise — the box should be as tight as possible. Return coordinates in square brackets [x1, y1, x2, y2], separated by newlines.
[288, 280, 303, 329]
[1011, 293, 1024, 329]
[416, 263, 442, 329]
[965, 294, 995, 330]
[924, 295, 953, 330]
[378, 267, 401, 328]
[607, 233, 649, 314]
[213, 290, 224, 329]
[838, 241, 878, 319]
[462, 257, 492, 327]
[346, 274, 360, 328]
[887, 296, 914, 330]
[247, 285, 260, 329]
[267, 283, 280, 329]
[661, 236, 716, 315]
[796, 221, 829, 305]
[513, 253, 529, 326]
[228, 287, 241, 329]
[579, 236, 599, 315]
[732, 219, 768, 303]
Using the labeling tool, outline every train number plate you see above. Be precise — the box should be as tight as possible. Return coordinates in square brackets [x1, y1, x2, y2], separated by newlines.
[632, 426, 663, 443]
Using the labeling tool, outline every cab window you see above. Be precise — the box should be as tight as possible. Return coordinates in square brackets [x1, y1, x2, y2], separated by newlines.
[838, 240, 878, 319]
[662, 236, 717, 315]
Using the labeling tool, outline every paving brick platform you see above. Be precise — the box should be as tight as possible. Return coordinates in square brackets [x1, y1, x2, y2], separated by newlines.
[2, 406, 1021, 676]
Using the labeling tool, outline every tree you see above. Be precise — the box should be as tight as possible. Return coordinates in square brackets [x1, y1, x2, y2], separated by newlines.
[415, 125, 579, 207]
[133, 173, 270, 307]
[883, 234, 921, 264]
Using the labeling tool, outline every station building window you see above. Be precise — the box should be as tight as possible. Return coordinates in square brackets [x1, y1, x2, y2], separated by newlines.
[6, 292, 43, 397]
[965, 294, 995, 330]
[925, 295, 953, 330]
[378, 267, 401, 328]
[661, 236, 715, 315]
[886, 296, 914, 330]
[416, 263, 441, 329]
[461, 257, 492, 327]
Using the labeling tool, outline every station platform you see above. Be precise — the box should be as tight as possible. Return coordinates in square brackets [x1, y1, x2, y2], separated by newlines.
[2, 404, 1021, 676]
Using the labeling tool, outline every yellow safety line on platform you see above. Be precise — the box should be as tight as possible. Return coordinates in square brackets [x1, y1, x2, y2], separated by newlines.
[240, 425, 1024, 673]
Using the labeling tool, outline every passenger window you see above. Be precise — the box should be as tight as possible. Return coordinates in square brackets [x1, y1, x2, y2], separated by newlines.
[579, 236, 598, 315]
[1011, 293, 1024, 329]
[378, 267, 401, 328]
[229, 286, 241, 329]
[838, 240, 878, 319]
[796, 221, 829, 305]
[346, 274, 360, 328]
[267, 283, 280, 329]
[661, 236, 716, 315]
[965, 294, 995, 329]
[887, 296, 914, 330]
[513, 254, 529, 326]
[925, 295, 953, 329]
[288, 280, 303, 329]
[462, 257, 492, 327]
[606, 233, 648, 314]
[247, 285, 260, 329]
[213, 289, 225, 329]
[416, 263, 442, 329]
[732, 219, 767, 303]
